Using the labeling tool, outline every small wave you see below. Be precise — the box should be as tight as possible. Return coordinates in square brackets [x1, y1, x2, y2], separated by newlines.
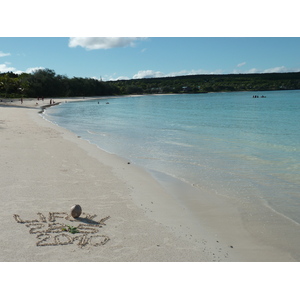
[137, 156, 161, 161]
[163, 140, 193, 148]
[87, 130, 107, 136]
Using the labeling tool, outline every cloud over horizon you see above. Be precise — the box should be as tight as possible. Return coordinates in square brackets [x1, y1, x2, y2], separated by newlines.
[105, 66, 300, 81]
[246, 66, 300, 74]
[0, 63, 45, 74]
[133, 70, 165, 79]
[23, 67, 45, 74]
[130, 68, 224, 80]
[68, 37, 146, 50]
[0, 63, 16, 73]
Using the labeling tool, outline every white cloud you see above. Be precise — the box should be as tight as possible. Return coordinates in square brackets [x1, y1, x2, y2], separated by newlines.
[244, 66, 300, 74]
[24, 67, 45, 74]
[0, 51, 11, 57]
[0, 63, 16, 72]
[167, 69, 199, 77]
[0, 64, 45, 75]
[106, 66, 300, 81]
[183, 69, 223, 75]
[237, 62, 246, 67]
[263, 66, 289, 73]
[133, 70, 165, 79]
[68, 37, 146, 50]
[132, 68, 224, 79]
[110, 76, 130, 81]
[100, 73, 131, 81]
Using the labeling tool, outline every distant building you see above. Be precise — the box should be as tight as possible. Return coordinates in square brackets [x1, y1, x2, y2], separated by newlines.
[182, 86, 192, 92]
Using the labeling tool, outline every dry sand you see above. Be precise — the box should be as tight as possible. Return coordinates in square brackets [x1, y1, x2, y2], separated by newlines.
[1, 97, 299, 262]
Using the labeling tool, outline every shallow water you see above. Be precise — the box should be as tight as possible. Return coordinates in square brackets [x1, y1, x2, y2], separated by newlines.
[44, 91, 300, 225]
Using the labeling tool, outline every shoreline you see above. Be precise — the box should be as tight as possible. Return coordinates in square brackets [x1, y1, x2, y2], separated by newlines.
[1, 101, 223, 261]
[1, 97, 299, 261]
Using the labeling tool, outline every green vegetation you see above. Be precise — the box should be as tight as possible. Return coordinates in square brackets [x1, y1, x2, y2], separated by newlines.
[1, 69, 300, 99]
[0, 69, 118, 98]
[111, 72, 300, 94]
[62, 225, 79, 234]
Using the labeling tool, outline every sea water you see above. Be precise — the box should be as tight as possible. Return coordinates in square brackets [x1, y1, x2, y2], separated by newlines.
[43, 91, 300, 225]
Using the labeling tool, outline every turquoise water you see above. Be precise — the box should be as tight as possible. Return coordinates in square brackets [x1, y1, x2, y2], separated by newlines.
[44, 91, 300, 224]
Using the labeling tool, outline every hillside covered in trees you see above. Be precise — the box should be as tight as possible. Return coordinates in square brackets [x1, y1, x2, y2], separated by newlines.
[1, 69, 300, 99]
[113, 72, 300, 94]
[0, 69, 118, 99]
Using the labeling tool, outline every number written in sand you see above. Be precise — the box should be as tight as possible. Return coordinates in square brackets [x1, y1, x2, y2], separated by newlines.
[36, 232, 110, 248]
[13, 212, 110, 248]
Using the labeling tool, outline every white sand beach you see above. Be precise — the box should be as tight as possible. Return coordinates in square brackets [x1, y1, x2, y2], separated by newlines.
[0, 97, 299, 262]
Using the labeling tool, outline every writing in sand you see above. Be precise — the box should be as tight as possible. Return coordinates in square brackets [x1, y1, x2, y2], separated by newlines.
[13, 211, 110, 248]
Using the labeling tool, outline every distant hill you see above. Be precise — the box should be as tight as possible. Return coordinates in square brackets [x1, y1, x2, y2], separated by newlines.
[109, 72, 300, 94]
[1, 70, 300, 98]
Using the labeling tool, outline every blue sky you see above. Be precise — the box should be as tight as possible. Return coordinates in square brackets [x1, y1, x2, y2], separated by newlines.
[1, 37, 300, 81]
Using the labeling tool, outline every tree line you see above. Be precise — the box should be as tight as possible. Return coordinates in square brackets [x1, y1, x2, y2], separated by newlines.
[112, 72, 300, 94]
[0, 69, 119, 98]
[1, 69, 300, 99]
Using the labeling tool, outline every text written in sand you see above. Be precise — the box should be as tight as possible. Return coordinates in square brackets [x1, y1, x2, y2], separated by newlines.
[13, 212, 110, 248]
